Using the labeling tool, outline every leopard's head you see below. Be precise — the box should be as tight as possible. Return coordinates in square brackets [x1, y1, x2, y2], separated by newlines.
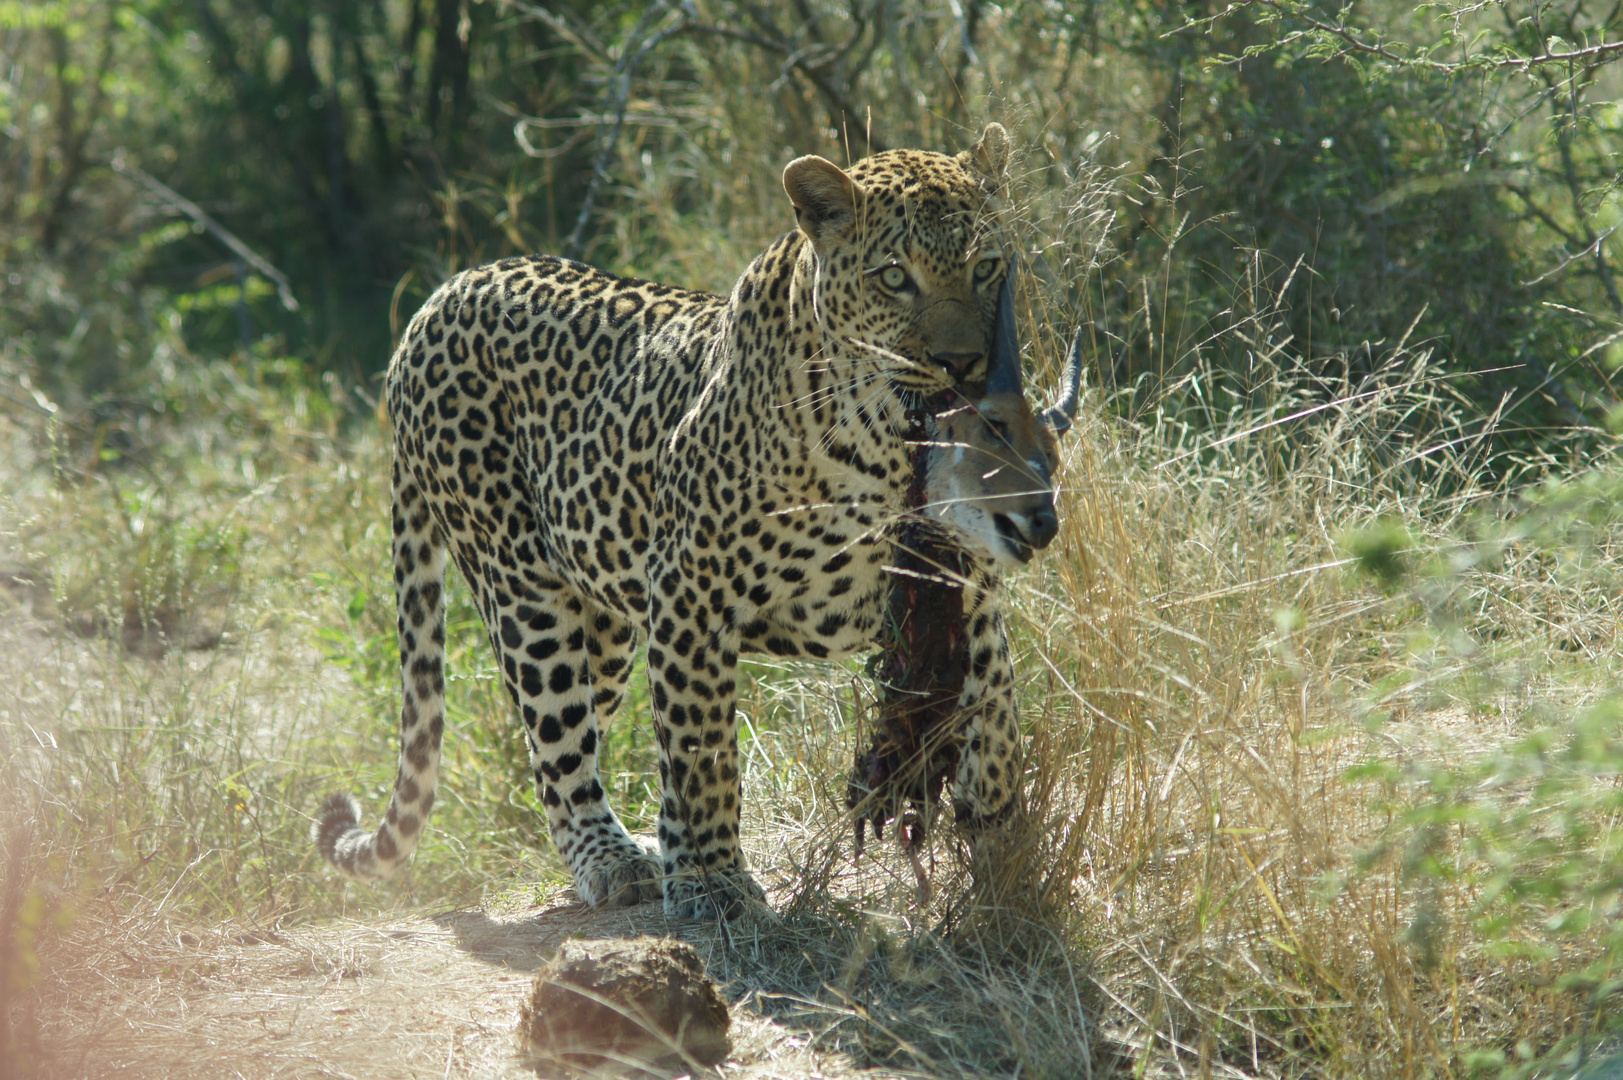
[782, 123, 1013, 394]
[782, 124, 1084, 566]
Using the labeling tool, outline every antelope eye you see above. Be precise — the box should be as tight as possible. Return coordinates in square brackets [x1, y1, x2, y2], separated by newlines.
[879, 265, 909, 290]
[986, 418, 1010, 441]
[973, 257, 1000, 283]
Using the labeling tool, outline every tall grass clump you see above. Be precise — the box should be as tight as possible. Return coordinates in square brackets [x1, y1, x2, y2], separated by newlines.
[989, 223, 1623, 1076]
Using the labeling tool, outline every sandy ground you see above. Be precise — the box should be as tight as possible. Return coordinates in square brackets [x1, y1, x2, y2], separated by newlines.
[30, 893, 887, 1080]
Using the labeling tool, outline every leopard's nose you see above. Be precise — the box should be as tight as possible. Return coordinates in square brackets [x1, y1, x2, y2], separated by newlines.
[927, 350, 986, 382]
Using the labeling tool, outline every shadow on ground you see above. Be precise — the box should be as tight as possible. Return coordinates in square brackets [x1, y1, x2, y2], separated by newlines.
[24, 885, 979, 1080]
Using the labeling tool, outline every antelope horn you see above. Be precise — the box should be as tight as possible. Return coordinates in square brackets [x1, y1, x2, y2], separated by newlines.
[984, 256, 1022, 396]
[1039, 322, 1085, 435]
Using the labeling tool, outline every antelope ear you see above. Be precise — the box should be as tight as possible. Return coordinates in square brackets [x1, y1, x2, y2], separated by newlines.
[961, 122, 1011, 190]
[1037, 403, 1073, 436]
[1039, 324, 1087, 437]
[783, 155, 862, 241]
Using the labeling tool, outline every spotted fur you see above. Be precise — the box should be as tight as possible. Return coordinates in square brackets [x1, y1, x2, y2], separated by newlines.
[314, 124, 1068, 918]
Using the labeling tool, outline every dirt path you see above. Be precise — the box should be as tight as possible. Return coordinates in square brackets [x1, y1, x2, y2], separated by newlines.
[32, 894, 878, 1080]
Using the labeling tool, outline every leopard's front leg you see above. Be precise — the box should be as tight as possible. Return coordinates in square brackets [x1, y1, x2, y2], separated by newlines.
[645, 567, 765, 919]
[950, 582, 1023, 826]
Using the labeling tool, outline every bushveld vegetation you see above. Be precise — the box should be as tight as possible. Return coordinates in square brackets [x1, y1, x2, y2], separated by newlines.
[3, 1, 1623, 1077]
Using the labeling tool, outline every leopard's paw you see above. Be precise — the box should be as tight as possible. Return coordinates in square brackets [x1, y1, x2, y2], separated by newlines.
[573, 839, 664, 908]
[661, 865, 766, 920]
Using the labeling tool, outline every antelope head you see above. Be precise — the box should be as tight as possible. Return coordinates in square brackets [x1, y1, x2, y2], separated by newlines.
[924, 260, 1084, 566]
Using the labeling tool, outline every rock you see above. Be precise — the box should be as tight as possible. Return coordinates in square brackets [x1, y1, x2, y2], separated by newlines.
[518, 938, 731, 1072]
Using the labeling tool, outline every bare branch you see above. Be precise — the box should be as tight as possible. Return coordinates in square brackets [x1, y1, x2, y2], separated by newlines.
[111, 152, 301, 312]
[501, 0, 610, 63]
[563, 3, 691, 260]
[687, 4, 888, 154]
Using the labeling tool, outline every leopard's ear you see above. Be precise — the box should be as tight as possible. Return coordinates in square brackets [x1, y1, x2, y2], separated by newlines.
[783, 155, 863, 242]
[962, 122, 1011, 188]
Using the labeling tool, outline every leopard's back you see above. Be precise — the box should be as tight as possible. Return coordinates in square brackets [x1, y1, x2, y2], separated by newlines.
[386, 255, 727, 615]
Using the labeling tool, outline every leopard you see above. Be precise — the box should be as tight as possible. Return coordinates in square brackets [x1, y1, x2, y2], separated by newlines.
[314, 122, 1082, 919]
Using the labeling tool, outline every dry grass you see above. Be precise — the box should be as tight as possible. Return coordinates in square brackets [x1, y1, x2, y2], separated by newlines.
[5, 142, 1623, 1080]
[4, 348, 1622, 1080]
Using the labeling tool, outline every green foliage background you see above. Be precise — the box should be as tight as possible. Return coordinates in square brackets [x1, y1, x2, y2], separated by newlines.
[4, 0, 1621, 446]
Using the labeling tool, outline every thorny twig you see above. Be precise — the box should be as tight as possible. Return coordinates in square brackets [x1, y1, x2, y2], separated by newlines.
[558, 2, 692, 261]
[1209, 0, 1623, 73]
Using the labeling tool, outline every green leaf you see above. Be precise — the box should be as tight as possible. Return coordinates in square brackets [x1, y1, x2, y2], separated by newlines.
[1336, 519, 1415, 587]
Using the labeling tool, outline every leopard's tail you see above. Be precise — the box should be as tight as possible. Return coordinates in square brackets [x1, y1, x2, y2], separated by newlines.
[314, 457, 448, 880]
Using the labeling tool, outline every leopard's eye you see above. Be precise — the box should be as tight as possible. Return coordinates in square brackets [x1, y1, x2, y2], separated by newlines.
[879, 265, 909, 291]
[973, 256, 1000, 283]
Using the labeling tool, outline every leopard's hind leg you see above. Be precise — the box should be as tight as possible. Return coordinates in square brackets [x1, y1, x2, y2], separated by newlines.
[490, 588, 662, 906]
[313, 461, 449, 879]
